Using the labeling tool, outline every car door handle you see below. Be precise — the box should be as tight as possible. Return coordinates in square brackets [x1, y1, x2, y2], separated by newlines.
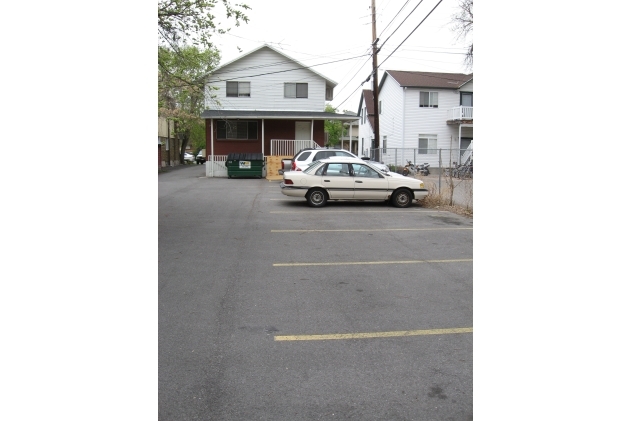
[355, 180, 363, 183]
[324, 180, 330, 182]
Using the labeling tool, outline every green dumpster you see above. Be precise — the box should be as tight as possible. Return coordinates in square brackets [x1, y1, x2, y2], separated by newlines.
[226, 153, 265, 178]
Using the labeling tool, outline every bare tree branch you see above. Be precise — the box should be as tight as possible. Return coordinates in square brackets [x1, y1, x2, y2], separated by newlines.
[451, 0, 473, 70]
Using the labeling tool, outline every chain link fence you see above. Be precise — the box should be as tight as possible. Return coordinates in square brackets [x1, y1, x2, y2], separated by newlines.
[368, 148, 473, 179]
[367, 148, 473, 209]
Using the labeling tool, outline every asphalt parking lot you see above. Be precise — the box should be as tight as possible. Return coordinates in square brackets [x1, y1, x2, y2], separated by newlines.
[159, 165, 473, 420]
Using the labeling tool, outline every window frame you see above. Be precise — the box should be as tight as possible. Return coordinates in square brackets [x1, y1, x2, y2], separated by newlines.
[351, 163, 382, 179]
[284, 82, 308, 98]
[460, 92, 473, 107]
[216, 120, 258, 140]
[226, 81, 251, 98]
[325, 87, 333, 101]
[418, 134, 438, 155]
[419, 91, 438, 108]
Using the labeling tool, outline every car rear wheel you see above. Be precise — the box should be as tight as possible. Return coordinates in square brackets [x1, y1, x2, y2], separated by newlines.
[391, 189, 412, 208]
[306, 188, 327, 207]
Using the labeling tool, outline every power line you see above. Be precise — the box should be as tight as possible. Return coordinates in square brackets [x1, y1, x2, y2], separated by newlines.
[378, 0, 411, 40]
[379, 0, 444, 68]
[380, 46, 468, 56]
[328, 48, 374, 102]
[331, 81, 367, 112]
[332, 1, 449, 114]
[379, 0, 426, 50]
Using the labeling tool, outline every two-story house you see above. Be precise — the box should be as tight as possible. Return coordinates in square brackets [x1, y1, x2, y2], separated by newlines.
[201, 44, 358, 174]
[357, 70, 473, 169]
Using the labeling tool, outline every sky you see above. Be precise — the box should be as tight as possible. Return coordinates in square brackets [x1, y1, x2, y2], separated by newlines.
[208, 0, 471, 113]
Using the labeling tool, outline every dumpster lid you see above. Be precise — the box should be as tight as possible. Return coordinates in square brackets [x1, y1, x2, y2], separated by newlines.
[227, 153, 263, 161]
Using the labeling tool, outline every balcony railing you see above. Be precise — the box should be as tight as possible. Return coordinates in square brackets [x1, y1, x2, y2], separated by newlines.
[448, 106, 473, 121]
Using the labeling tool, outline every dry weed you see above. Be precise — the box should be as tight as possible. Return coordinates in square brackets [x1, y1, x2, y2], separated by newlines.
[418, 182, 473, 218]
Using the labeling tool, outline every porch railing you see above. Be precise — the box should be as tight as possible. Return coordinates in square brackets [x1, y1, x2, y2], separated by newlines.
[461, 141, 473, 165]
[271, 139, 319, 156]
[448, 106, 473, 121]
[206, 154, 228, 177]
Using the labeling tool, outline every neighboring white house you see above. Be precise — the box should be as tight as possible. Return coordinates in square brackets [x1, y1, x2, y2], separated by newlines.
[201, 44, 358, 158]
[339, 111, 360, 155]
[357, 70, 473, 168]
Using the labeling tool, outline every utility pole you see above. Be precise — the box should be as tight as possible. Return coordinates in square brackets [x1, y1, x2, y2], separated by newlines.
[371, 0, 380, 161]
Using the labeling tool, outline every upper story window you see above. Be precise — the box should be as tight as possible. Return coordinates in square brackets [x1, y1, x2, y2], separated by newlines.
[325, 87, 333, 101]
[379, 100, 382, 114]
[285, 83, 308, 98]
[226, 81, 250, 97]
[217, 120, 258, 140]
[419, 91, 438, 108]
[461, 92, 473, 107]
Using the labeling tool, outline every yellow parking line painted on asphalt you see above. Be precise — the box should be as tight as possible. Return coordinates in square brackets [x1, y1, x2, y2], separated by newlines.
[274, 327, 473, 341]
[271, 228, 472, 233]
[273, 258, 472, 267]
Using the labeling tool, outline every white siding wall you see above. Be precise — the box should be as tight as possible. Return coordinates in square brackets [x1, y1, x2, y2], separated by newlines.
[460, 81, 473, 92]
[358, 98, 374, 157]
[205, 48, 327, 111]
[403, 88, 462, 168]
[378, 76, 404, 153]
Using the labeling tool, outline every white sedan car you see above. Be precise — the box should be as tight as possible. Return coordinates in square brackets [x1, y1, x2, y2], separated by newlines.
[184, 152, 195, 163]
[280, 157, 429, 208]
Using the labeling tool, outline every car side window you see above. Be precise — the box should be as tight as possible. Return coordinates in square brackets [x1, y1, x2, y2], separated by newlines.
[296, 151, 311, 161]
[352, 164, 381, 178]
[323, 163, 350, 176]
[315, 151, 337, 160]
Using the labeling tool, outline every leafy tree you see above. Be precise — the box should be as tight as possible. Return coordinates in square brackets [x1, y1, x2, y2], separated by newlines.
[159, 46, 220, 162]
[451, 0, 473, 70]
[158, 0, 250, 51]
[324, 104, 346, 147]
[158, 0, 250, 162]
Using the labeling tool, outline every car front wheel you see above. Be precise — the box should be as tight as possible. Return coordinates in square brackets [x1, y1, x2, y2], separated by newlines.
[306, 188, 328, 207]
[391, 189, 412, 208]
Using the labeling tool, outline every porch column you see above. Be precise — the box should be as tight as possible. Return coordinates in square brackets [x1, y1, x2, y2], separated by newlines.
[210, 119, 214, 177]
[262, 119, 265, 155]
[311, 120, 314, 141]
[458, 124, 462, 164]
[348, 122, 352, 153]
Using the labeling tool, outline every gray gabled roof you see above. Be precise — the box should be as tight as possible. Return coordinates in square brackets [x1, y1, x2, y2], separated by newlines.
[205, 44, 338, 87]
[382, 70, 473, 89]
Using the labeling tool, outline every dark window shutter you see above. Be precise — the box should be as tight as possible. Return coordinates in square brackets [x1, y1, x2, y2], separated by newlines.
[217, 121, 226, 138]
[248, 122, 257, 139]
